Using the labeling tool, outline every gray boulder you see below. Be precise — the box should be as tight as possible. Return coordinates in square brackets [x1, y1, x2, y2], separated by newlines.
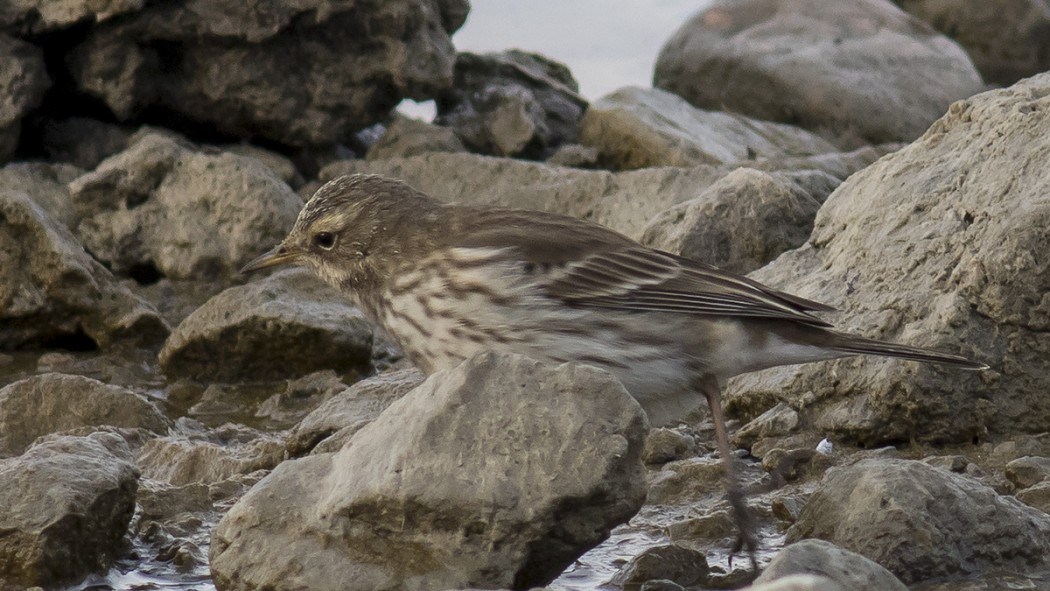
[0, 432, 138, 588]
[654, 0, 984, 146]
[788, 459, 1050, 584]
[0, 373, 170, 457]
[579, 86, 836, 170]
[0, 34, 50, 162]
[70, 132, 302, 280]
[755, 539, 907, 591]
[1005, 456, 1050, 490]
[210, 352, 649, 591]
[159, 268, 372, 382]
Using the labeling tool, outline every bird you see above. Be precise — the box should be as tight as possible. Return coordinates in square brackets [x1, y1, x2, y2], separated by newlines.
[242, 173, 987, 567]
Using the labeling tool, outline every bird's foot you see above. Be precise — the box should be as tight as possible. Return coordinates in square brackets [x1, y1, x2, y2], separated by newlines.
[725, 486, 759, 572]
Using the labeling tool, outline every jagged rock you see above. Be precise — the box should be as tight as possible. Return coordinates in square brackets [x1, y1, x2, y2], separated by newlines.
[210, 352, 649, 591]
[137, 425, 284, 486]
[654, 0, 984, 146]
[0, 34, 50, 162]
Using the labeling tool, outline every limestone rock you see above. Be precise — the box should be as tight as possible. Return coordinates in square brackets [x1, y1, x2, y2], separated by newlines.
[0, 161, 81, 228]
[1005, 456, 1050, 490]
[654, 0, 984, 146]
[0, 0, 142, 33]
[611, 544, 709, 590]
[755, 539, 907, 591]
[159, 269, 372, 382]
[0, 34, 50, 161]
[579, 86, 836, 170]
[367, 116, 466, 160]
[210, 352, 649, 591]
[137, 426, 284, 487]
[732, 402, 800, 449]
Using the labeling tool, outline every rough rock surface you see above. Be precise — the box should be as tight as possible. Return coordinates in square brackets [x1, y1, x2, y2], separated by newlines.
[788, 459, 1050, 584]
[159, 269, 372, 382]
[755, 539, 908, 591]
[610, 544, 709, 590]
[0, 372, 170, 456]
[895, 0, 1050, 86]
[0, 0, 143, 33]
[436, 50, 587, 158]
[1005, 456, 1050, 489]
[653, 0, 984, 146]
[70, 132, 302, 280]
[725, 74, 1050, 444]
[137, 431, 283, 487]
[0, 188, 169, 349]
[579, 86, 836, 170]
[747, 574, 845, 591]
[0, 34, 50, 162]
[66, 0, 468, 147]
[641, 168, 829, 274]
[0, 432, 138, 588]
[210, 352, 649, 591]
[366, 116, 466, 160]
[0, 161, 80, 228]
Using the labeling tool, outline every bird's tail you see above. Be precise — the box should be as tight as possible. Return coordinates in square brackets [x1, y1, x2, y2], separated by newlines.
[830, 334, 988, 370]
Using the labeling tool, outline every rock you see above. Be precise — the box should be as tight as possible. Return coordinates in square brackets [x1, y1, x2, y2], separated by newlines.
[610, 544, 709, 591]
[733, 403, 800, 449]
[726, 74, 1050, 445]
[545, 143, 600, 168]
[922, 455, 973, 474]
[1016, 480, 1050, 513]
[70, 132, 302, 280]
[159, 268, 372, 382]
[647, 457, 730, 505]
[788, 458, 1050, 584]
[136, 478, 213, 522]
[0, 0, 143, 33]
[641, 168, 828, 274]
[0, 161, 81, 228]
[988, 436, 1050, 466]
[895, 0, 1050, 86]
[0, 432, 138, 588]
[666, 510, 738, 543]
[755, 539, 907, 591]
[653, 0, 984, 146]
[579, 86, 837, 170]
[0, 34, 50, 162]
[642, 427, 698, 465]
[760, 447, 833, 484]
[286, 368, 424, 456]
[137, 427, 284, 486]
[66, 0, 467, 147]
[210, 352, 649, 591]
[220, 143, 304, 189]
[746, 574, 845, 591]
[436, 50, 587, 158]
[366, 115, 466, 160]
[1005, 456, 1050, 490]
[38, 117, 131, 170]
[254, 370, 349, 427]
[0, 188, 169, 349]
[0, 373, 170, 457]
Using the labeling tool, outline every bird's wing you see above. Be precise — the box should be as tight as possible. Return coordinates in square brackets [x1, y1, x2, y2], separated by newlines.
[451, 207, 835, 327]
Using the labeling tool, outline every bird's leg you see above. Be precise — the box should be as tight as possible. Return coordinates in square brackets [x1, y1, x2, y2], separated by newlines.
[696, 375, 758, 571]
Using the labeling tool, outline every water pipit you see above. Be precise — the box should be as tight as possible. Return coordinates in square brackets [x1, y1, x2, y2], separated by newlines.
[243, 174, 987, 567]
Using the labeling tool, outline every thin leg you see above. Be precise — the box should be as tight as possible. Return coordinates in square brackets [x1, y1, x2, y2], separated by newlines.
[696, 375, 758, 571]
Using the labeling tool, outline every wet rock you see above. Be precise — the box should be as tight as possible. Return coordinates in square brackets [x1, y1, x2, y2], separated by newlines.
[611, 544, 709, 591]
[66, 0, 467, 147]
[579, 86, 836, 170]
[286, 368, 424, 457]
[1005, 456, 1050, 490]
[38, 117, 131, 170]
[733, 403, 800, 449]
[70, 132, 302, 280]
[755, 539, 907, 591]
[746, 575, 844, 591]
[0, 34, 50, 162]
[211, 352, 649, 591]
[0, 432, 138, 588]
[788, 458, 1050, 584]
[726, 74, 1050, 445]
[137, 427, 284, 487]
[436, 50, 587, 158]
[641, 168, 828, 274]
[0, 372, 170, 457]
[666, 509, 737, 543]
[895, 0, 1050, 86]
[159, 268, 372, 382]
[0, 161, 80, 228]
[0, 0, 142, 33]
[136, 479, 213, 522]
[654, 0, 984, 146]
[647, 457, 730, 505]
[367, 116, 466, 160]
[1016, 480, 1050, 513]
[0, 188, 169, 349]
[642, 427, 698, 465]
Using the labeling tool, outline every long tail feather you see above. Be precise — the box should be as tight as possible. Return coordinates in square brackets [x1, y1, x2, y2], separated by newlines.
[832, 335, 988, 370]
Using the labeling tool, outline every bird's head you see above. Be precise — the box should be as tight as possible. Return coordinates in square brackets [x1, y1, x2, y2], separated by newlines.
[241, 174, 440, 289]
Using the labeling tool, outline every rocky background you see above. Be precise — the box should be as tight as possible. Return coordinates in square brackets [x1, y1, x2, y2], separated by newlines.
[2, 1, 1050, 590]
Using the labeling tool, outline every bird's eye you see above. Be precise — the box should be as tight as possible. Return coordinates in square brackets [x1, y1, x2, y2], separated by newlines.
[313, 232, 336, 250]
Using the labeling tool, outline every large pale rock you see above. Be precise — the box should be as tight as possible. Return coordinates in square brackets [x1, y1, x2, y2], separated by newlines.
[210, 352, 649, 591]
[580, 86, 836, 170]
[0, 188, 168, 349]
[895, 0, 1050, 86]
[641, 168, 828, 274]
[725, 74, 1050, 444]
[0, 34, 50, 161]
[654, 0, 984, 146]
[0, 373, 170, 457]
[70, 132, 302, 280]
[755, 539, 907, 591]
[159, 269, 372, 382]
[66, 0, 468, 147]
[0, 432, 138, 588]
[788, 459, 1050, 584]
[0, 0, 142, 33]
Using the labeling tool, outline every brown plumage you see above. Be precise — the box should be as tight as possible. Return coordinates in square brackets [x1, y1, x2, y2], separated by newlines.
[243, 173, 987, 567]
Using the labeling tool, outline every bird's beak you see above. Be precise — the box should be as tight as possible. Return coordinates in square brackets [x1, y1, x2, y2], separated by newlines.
[240, 244, 302, 274]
